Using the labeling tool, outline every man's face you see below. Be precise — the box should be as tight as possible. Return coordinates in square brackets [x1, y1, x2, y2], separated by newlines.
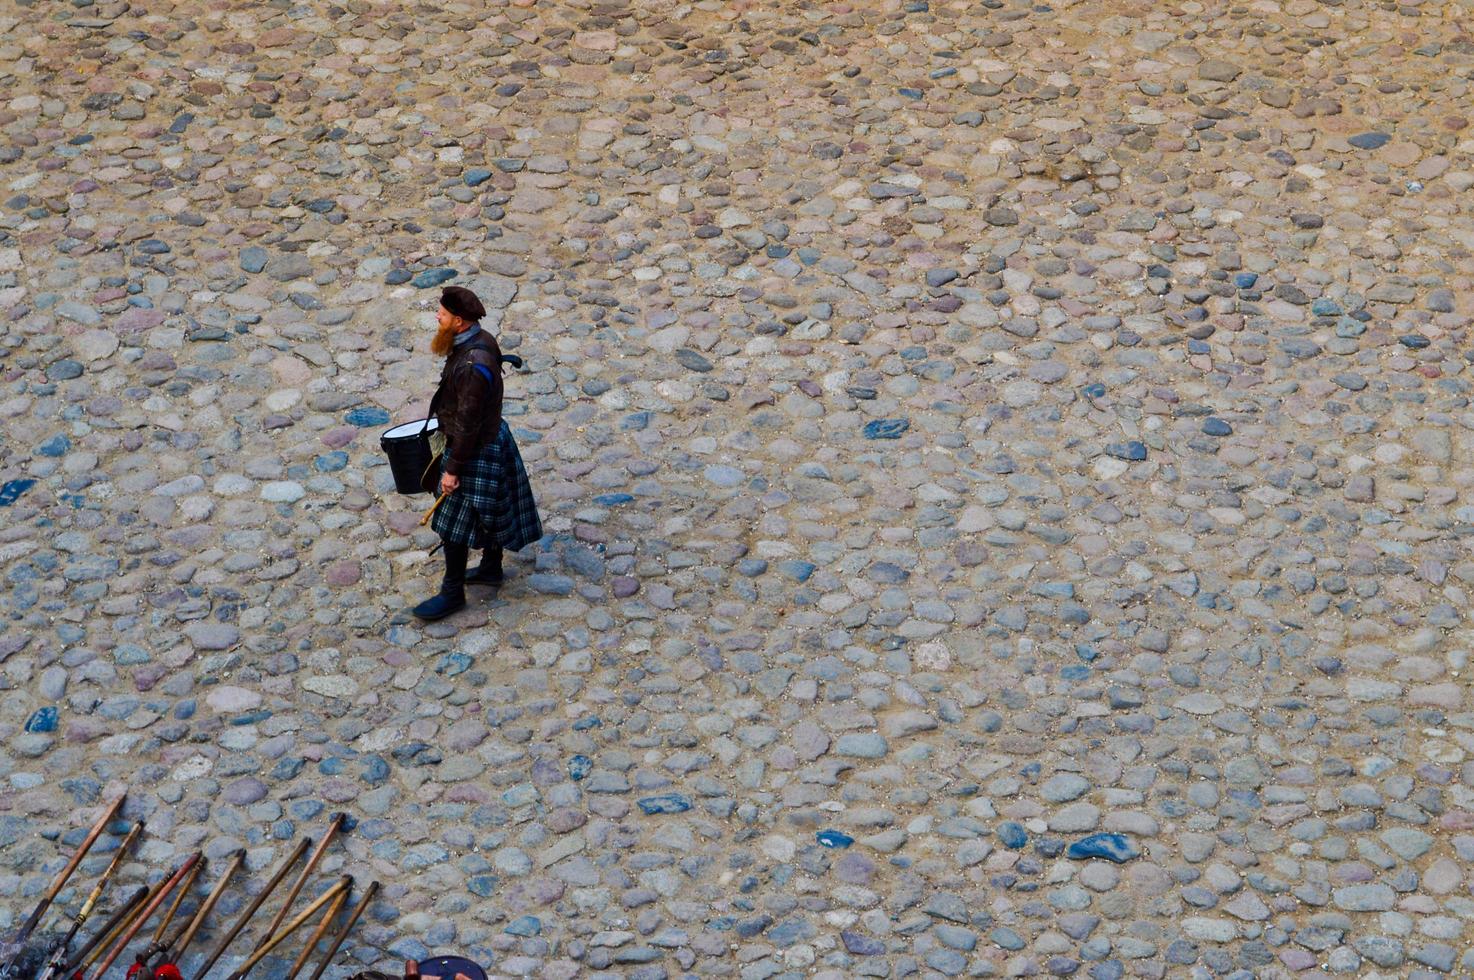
[431, 305, 463, 356]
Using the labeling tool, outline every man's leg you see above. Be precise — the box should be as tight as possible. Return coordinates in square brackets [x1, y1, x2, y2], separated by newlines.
[413, 541, 468, 620]
[467, 544, 504, 586]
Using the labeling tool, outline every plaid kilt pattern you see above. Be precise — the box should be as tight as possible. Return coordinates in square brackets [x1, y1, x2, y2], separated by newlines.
[431, 420, 544, 551]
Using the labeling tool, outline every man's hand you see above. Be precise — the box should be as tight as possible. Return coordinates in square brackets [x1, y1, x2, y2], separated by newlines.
[439, 473, 459, 495]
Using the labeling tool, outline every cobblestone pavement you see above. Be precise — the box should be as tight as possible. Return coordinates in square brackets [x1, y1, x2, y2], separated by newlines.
[3, 0, 1474, 978]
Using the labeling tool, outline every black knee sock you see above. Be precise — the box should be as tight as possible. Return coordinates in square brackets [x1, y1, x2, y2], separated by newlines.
[443, 541, 469, 592]
[484, 545, 503, 574]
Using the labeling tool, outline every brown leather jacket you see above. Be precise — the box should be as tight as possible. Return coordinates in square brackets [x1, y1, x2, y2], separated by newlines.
[433, 329, 503, 476]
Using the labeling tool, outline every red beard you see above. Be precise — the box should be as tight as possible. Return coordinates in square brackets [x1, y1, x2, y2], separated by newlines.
[430, 323, 457, 356]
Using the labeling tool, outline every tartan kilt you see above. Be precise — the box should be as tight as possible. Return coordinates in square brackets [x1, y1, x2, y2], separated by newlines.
[431, 421, 544, 551]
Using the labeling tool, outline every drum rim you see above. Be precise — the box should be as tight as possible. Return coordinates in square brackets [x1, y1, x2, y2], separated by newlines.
[382, 417, 440, 439]
[416, 956, 487, 980]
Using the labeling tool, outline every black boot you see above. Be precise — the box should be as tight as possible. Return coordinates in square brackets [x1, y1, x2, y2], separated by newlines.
[413, 542, 468, 620]
[467, 544, 504, 586]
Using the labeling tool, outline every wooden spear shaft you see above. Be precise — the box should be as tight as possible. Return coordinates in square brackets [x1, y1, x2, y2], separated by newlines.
[282, 885, 348, 980]
[0, 795, 125, 977]
[35, 821, 145, 980]
[86, 852, 201, 980]
[56, 885, 147, 979]
[225, 877, 352, 980]
[192, 836, 310, 980]
[166, 849, 245, 963]
[260, 814, 345, 942]
[303, 881, 377, 980]
[69, 875, 170, 979]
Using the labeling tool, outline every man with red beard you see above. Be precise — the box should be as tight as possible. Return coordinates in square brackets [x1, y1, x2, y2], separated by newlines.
[415, 286, 543, 620]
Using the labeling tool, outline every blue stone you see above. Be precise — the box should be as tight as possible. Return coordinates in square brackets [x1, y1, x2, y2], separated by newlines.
[572, 716, 602, 731]
[1233, 272, 1257, 289]
[436, 651, 472, 676]
[0, 480, 37, 506]
[1348, 132, 1391, 150]
[1075, 643, 1098, 662]
[361, 756, 390, 785]
[637, 793, 693, 815]
[1311, 298, 1340, 316]
[175, 700, 196, 720]
[385, 269, 412, 285]
[314, 451, 349, 472]
[25, 707, 58, 733]
[344, 406, 390, 427]
[817, 830, 854, 849]
[1060, 665, 1091, 682]
[231, 710, 271, 726]
[997, 821, 1028, 850]
[305, 199, 335, 213]
[387, 938, 430, 962]
[1081, 383, 1105, 398]
[593, 493, 634, 506]
[1399, 334, 1431, 349]
[863, 418, 910, 440]
[797, 247, 821, 265]
[319, 758, 345, 776]
[1104, 441, 1147, 461]
[777, 560, 816, 583]
[137, 239, 171, 254]
[526, 573, 574, 596]
[737, 559, 768, 577]
[1065, 833, 1141, 863]
[465, 168, 493, 187]
[991, 927, 1026, 951]
[290, 799, 325, 821]
[1202, 418, 1232, 437]
[568, 755, 593, 781]
[898, 87, 924, 99]
[621, 411, 651, 431]
[272, 758, 305, 781]
[114, 646, 150, 665]
[1187, 340, 1210, 355]
[926, 268, 958, 287]
[842, 932, 885, 956]
[766, 245, 790, 258]
[411, 268, 457, 288]
[37, 435, 71, 458]
[505, 915, 541, 937]
[241, 247, 268, 273]
[169, 113, 194, 134]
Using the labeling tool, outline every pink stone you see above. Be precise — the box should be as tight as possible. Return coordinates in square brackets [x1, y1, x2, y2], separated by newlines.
[322, 426, 357, 448]
[115, 307, 166, 333]
[325, 560, 361, 587]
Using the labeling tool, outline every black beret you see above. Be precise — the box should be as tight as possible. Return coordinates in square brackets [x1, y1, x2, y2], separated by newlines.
[440, 285, 486, 321]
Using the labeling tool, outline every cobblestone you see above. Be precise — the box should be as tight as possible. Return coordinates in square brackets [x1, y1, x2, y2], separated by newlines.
[3, 0, 1474, 977]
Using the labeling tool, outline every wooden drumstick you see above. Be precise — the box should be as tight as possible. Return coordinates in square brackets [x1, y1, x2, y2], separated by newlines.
[419, 492, 448, 526]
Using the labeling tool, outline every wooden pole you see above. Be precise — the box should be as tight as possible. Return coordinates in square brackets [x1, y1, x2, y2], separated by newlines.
[55, 885, 146, 979]
[260, 815, 344, 943]
[225, 877, 351, 980]
[34, 821, 144, 980]
[303, 881, 377, 980]
[86, 852, 200, 980]
[0, 796, 126, 979]
[166, 849, 245, 962]
[281, 885, 348, 980]
[192, 836, 310, 980]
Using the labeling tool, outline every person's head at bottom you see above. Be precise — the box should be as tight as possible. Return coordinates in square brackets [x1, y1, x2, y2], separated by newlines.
[431, 286, 487, 356]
